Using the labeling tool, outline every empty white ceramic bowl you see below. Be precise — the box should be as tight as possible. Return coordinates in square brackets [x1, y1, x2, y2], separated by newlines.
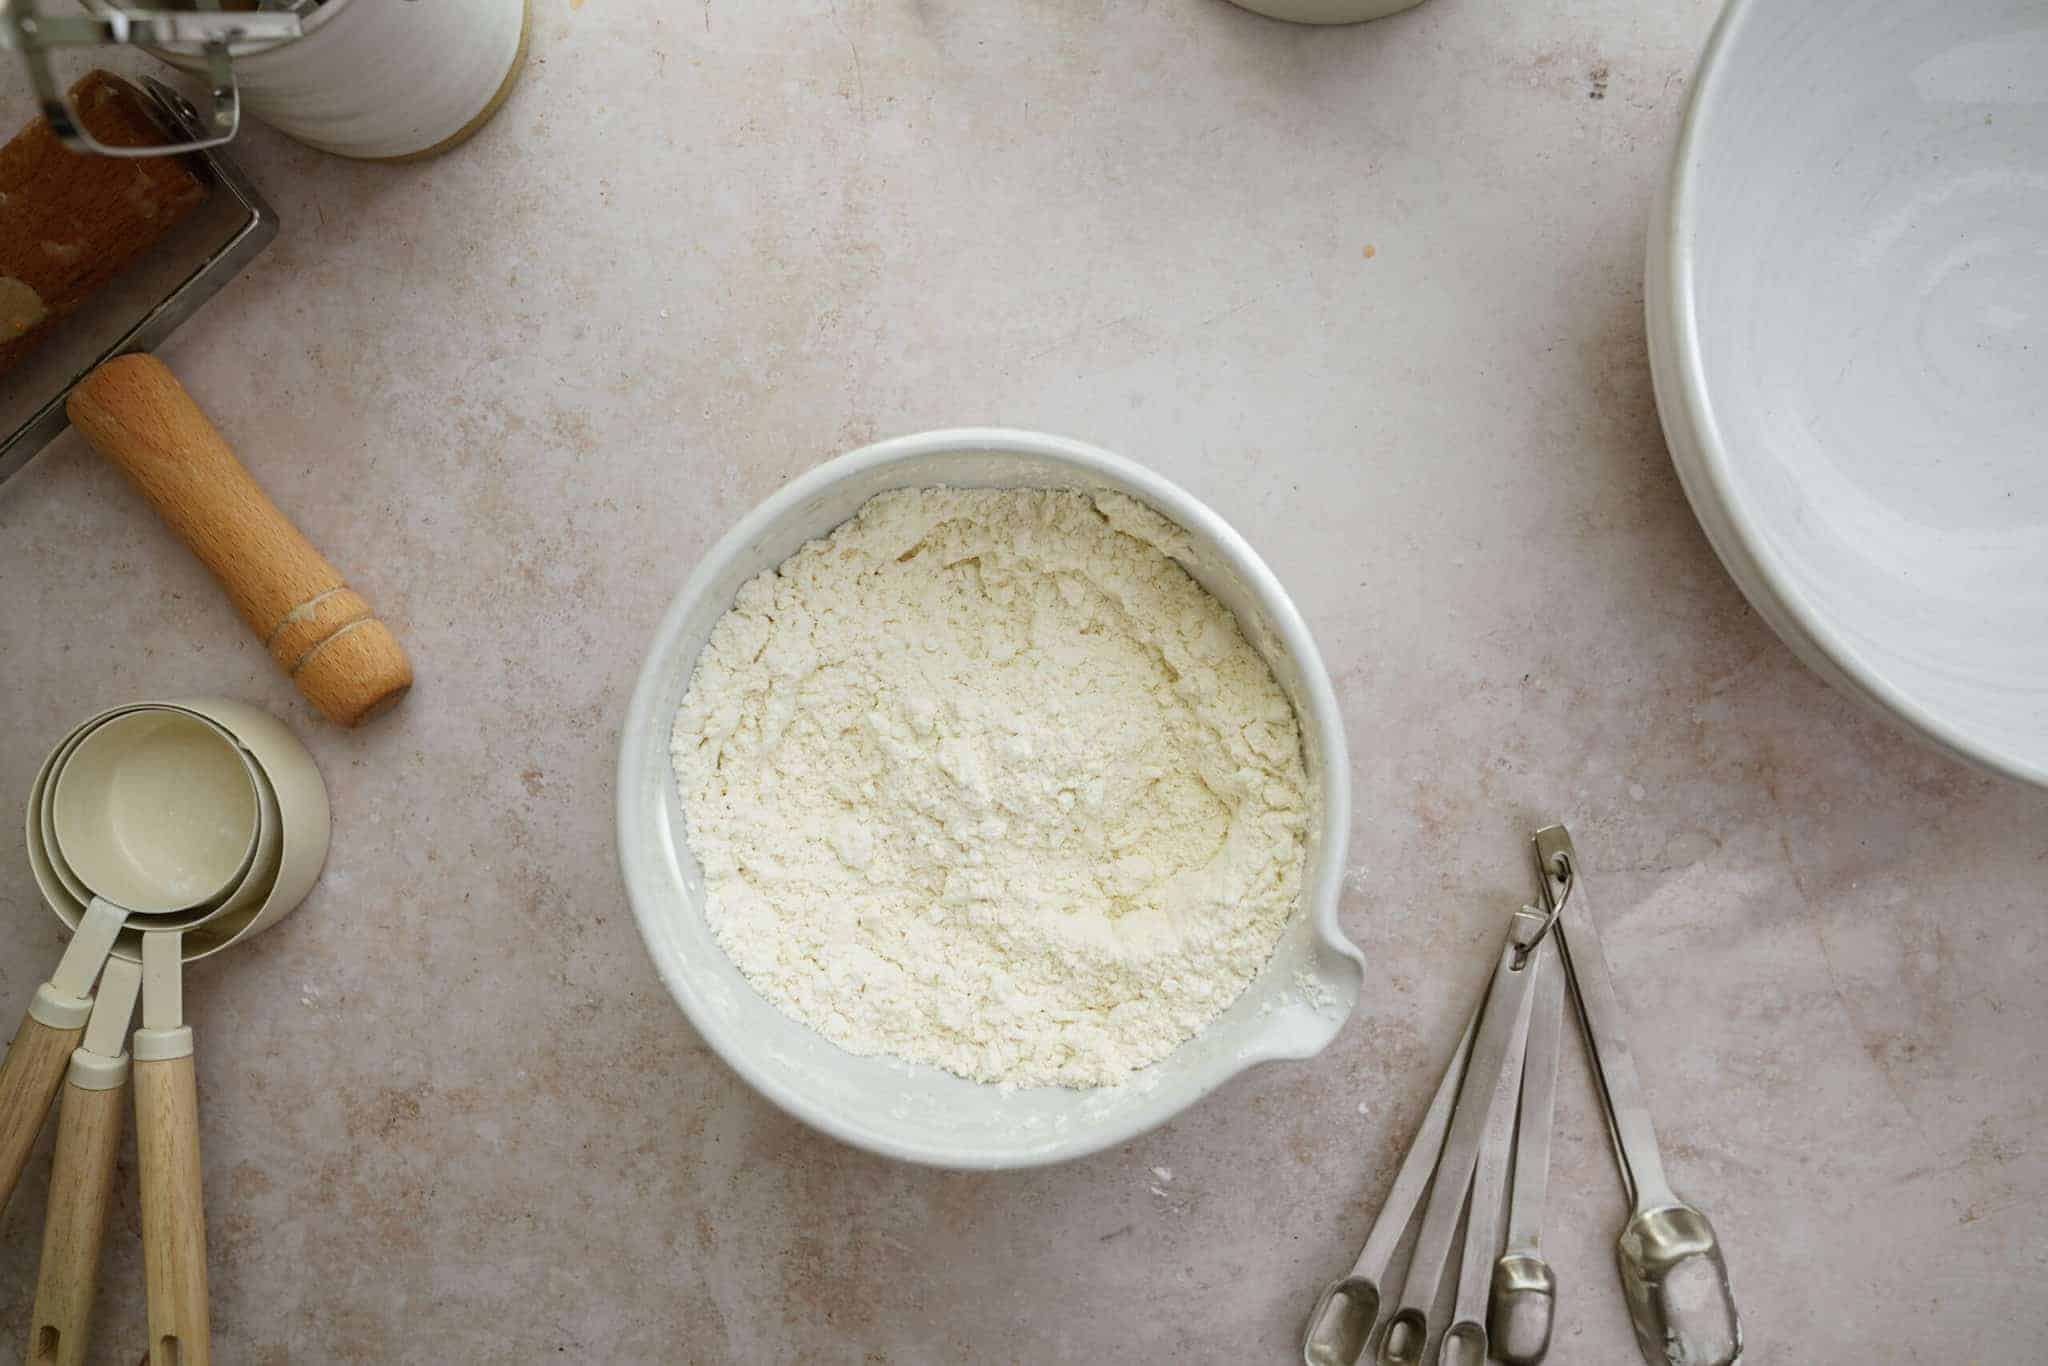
[618, 429, 1362, 1168]
[1648, 0, 2048, 786]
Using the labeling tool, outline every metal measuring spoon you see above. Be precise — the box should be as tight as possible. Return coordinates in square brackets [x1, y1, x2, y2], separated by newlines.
[1303, 1013, 1479, 1365]
[1375, 910, 1546, 1366]
[1489, 915, 1568, 1365]
[1535, 825, 1742, 1366]
[1439, 931, 1549, 1366]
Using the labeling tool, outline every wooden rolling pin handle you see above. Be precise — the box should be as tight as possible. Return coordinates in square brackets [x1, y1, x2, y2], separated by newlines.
[66, 355, 412, 728]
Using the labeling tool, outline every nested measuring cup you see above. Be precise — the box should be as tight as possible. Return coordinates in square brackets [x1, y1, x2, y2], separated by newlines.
[14, 698, 329, 1366]
[25, 700, 328, 956]
[0, 707, 261, 1212]
[50, 707, 272, 923]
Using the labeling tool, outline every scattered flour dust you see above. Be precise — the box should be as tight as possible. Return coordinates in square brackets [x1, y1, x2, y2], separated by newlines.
[671, 487, 1310, 1088]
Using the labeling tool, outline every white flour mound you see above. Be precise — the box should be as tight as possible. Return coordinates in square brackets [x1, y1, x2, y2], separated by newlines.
[671, 487, 1309, 1088]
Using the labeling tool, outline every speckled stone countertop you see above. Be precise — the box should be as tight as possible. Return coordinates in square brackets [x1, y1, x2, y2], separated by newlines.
[3, 1, 2045, 1361]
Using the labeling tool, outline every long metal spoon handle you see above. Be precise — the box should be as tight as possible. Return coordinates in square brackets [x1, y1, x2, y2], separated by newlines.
[1502, 934, 1565, 1255]
[1487, 919, 1567, 1366]
[1377, 920, 1543, 1366]
[1303, 1005, 1484, 1366]
[1442, 935, 1545, 1364]
[1350, 1011, 1478, 1282]
[1535, 824, 1675, 1211]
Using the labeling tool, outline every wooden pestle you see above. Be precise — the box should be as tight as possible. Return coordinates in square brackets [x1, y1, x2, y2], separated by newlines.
[67, 355, 412, 727]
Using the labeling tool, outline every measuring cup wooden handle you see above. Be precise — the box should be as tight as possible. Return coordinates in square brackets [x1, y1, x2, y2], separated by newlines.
[66, 354, 413, 728]
[135, 1046, 209, 1366]
[29, 1062, 128, 1366]
[0, 1013, 86, 1212]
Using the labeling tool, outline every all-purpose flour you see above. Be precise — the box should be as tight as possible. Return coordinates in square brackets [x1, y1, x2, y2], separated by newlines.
[671, 487, 1309, 1088]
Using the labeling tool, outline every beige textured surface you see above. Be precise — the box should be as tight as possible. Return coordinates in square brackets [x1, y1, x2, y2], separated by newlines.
[1, 1, 2044, 1361]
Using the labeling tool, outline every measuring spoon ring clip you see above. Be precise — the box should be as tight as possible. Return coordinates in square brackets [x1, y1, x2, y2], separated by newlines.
[1508, 857, 1573, 971]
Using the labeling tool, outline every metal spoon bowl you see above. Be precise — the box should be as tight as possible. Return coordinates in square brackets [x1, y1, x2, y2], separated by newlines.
[1301, 1016, 1480, 1366]
[1618, 1204, 1742, 1366]
[1437, 1322, 1488, 1366]
[1488, 1252, 1558, 1365]
[1303, 1281, 1380, 1366]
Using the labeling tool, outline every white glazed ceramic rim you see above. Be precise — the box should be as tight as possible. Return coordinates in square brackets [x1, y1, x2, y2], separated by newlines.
[1657, 0, 2046, 790]
[1223, 0, 1430, 23]
[618, 428, 1361, 1167]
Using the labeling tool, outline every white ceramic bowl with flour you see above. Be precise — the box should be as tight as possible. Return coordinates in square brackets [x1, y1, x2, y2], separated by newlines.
[1648, 0, 2048, 786]
[619, 430, 1362, 1168]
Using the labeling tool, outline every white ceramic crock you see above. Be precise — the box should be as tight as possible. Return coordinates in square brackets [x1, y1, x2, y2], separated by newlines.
[112, 0, 530, 160]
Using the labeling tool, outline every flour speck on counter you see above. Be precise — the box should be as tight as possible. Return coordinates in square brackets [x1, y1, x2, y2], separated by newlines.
[670, 487, 1310, 1088]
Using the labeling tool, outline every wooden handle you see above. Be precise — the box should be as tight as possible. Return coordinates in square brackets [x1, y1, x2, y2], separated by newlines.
[135, 1054, 209, 1366]
[29, 1075, 127, 1366]
[67, 354, 413, 727]
[0, 1013, 84, 1213]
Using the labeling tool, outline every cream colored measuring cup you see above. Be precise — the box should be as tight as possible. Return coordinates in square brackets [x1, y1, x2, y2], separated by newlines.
[52, 708, 265, 919]
[48, 715, 287, 934]
[40, 708, 270, 920]
[26, 700, 328, 962]
[29, 709, 259, 1366]
[15, 699, 327, 1366]
[0, 709, 258, 1214]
